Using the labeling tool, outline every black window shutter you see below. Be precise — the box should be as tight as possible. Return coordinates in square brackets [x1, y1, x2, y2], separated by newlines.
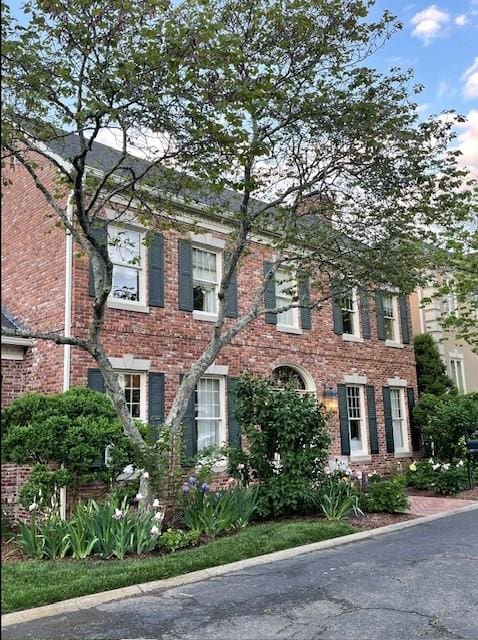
[332, 285, 343, 335]
[178, 240, 193, 311]
[337, 384, 350, 456]
[227, 377, 241, 448]
[224, 252, 238, 318]
[88, 221, 108, 297]
[148, 234, 164, 307]
[399, 295, 410, 344]
[359, 288, 371, 339]
[263, 262, 277, 325]
[382, 386, 394, 453]
[366, 385, 379, 454]
[180, 374, 196, 462]
[299, 276, 312, 330]
[376, 290, 385, 341]
[407, 387, 421, 451]
[87, 368, 106, 393]
[148, 372, 165, 441]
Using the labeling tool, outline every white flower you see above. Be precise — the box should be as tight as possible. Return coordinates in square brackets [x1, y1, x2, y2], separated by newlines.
[28, 503, 38, 512]
[152, 498, 160, 508]
[150, 525, 160, 536]
[113, 509, 123, 520]
[432, 464, 441, 471]
[142, 471, 150, 480]
[442, 463, 450, 471]
[456, 460, 464, 467]
[324, 467, 331, 475]
[135, 493, 144, 501]
[154, 511, 163, 521]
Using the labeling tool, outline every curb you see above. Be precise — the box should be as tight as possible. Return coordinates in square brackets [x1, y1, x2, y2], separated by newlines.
[2, 502, 477, 627]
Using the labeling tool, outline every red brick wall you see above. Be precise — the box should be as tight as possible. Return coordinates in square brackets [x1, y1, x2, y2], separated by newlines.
[1, 354, 32, 408]
[1, 155, 67, 398]
[1, 463, 32, 522]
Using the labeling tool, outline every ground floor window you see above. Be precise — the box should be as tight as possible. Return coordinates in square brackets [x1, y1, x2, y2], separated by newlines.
[390, 387, 407, 452]
[450, 357, 465, 393]
[346, 385, 367, 455]
[117, 372, 147, 421]
[195, 376, 226, 451]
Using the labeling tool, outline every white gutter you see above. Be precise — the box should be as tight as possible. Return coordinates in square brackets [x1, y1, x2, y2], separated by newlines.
[62, 191, 74, 392]
[61, 191, 74, 521]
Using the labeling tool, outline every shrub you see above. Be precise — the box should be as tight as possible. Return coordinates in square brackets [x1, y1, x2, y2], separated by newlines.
[2, 388, 145, 506]
[179, 477, 258, 536]
[227, 373, 330, 518]
[363, 477, 409, 513]
[159, 528, 199, 553]
[414, 334, 456, 396]
[404, 459, 436, 489]
[433, 463, 469, 495]
[414, 393, 478, 462]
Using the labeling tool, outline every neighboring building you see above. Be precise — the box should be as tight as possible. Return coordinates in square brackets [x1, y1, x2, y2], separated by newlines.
[2, 135, 421, 484]
[410, 287, 478, 394]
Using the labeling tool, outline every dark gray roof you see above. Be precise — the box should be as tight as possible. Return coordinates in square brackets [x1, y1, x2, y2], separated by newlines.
[47, 132, 268, 216]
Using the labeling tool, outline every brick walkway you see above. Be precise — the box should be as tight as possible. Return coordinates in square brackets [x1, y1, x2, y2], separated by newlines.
[408, 494, 477, 516]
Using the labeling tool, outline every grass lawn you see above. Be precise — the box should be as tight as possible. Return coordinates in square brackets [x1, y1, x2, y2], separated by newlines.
[2, 519, 357, 614]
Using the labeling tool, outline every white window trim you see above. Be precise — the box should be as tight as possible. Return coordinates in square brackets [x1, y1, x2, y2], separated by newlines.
[387, 377, 407, 388]
[195, 375, 227, 451]
[384, 294, 402, 347]
[346, 384, 369, 458]
[449, 354, 466, 393]
[341, 287, 361, 340]
[110, 356, 151, 371]
[116, 370, 148, 422]
[107, 223, 149, 313]
[192, 244, 222, 319]
[390, 387, 410, 455]
[344, 373, 367, 385]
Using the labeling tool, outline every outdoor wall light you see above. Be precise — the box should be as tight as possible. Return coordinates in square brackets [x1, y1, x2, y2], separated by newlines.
[322, 384, 338, 413]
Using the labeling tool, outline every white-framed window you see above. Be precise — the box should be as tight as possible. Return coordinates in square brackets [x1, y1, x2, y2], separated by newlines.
[193, 246, 221, 316]
[108, 225, 146, 307]
[390, 387, 408, 452]
[117, 372, 147, 421]
[341, 288, 360, 337]
[276, 269, 300, 331]
[383, 293, 400, 343]
[450, 357, 466, 393]
[346, 385, 368, 456]
[195, 376, 226, 452]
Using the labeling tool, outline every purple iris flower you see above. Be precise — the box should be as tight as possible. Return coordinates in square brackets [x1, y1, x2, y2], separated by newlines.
[188, 476, 197, 486]
[200, 482, 209, 492]
[181, 484, 190, 494]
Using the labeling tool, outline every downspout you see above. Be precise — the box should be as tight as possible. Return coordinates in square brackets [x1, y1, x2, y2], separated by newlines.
[60, 191, 74, 519]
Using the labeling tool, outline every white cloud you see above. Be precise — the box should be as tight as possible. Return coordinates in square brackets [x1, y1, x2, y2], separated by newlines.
[456, 110, 478, 178]
[416, 103, 431, 114]
[437, 81, 451, 99]
[455, 14, 468, 26]
[463, 58, 478, 99]
[410, 5, 450, 44]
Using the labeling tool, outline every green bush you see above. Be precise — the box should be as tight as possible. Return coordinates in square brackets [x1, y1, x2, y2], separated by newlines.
[363, 477, 409, 513]
[404, 459, 436, 489]
[159, 528, 200, 552]
[414, 393, 478, 462]
[227, 374, 330, 518]
[316, 475, 363, 521]
[433, 464, 469, 495]
[179, 478, 258, 536]
[2, 388, 146, 506]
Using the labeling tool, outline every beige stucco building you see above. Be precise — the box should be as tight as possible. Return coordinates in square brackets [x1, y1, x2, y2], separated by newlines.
[410, 287, 478, 393]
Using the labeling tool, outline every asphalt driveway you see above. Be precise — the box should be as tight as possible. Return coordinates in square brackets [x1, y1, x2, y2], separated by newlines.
[3, 509, 477, 640]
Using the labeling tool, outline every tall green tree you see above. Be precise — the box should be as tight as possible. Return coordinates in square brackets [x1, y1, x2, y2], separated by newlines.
[2, 0, 477, 496]
[413, 334, 456, 396]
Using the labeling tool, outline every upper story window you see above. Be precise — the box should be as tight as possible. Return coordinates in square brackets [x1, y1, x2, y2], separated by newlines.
[383, 293, 399, 342]
[450, 357, 465, 393]
[108, 225, 145, 306]
[346, 385, 367, 456]
[195, 376, 226, 451]
[341, 289, 360, 337]
[390, 387, 407, 452]
[276, 269, 300, 331]
[193, 247, 220, 315]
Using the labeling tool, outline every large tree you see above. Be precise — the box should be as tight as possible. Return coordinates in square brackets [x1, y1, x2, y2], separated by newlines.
[2, 0, 476, 491]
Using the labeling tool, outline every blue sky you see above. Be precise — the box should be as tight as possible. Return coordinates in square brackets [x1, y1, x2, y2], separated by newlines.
[7, 0, 478, 176]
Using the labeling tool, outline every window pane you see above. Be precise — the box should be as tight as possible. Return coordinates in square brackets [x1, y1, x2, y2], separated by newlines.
[346, 386, 362, 451]
[193, 248, 217, 283]
[384, 318, 395, 341]
[276, 269, 297, 328]
[383, 294, 394, 318]
[390, 388, 404, 449]
[118, 373, 142, 420]
[112, 265, 139, 301]
[195, 378, 221, 450]
[109, 227, 140, 266]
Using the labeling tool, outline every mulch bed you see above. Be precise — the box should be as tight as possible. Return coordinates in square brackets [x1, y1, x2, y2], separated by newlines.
[346, 512, 418, 530]
[407, 487, 478, 501]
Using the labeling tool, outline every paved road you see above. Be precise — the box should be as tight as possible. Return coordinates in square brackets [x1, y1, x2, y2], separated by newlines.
[3, 510, 478, 640]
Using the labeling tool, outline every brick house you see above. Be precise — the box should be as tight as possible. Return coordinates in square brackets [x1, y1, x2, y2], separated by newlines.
[2, 135, 421, 510]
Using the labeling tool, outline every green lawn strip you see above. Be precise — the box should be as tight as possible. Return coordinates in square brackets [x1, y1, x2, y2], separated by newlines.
[2, 520, 357, 614]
